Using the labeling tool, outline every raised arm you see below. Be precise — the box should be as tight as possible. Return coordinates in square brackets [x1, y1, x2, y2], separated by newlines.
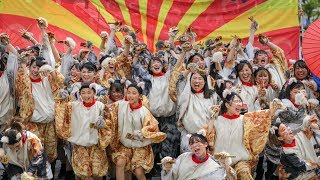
[0, 33, 18, 56]
[48, 32, 61, 64]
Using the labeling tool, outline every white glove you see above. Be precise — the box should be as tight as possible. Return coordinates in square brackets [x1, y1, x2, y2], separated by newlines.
[234, 85, 242, 94]
[109, 24, 116, 31]
[295, 91, 308, 106]
[133, 130, 143, 141]
[39, 64, 54, 78]
[161, 156, 174, 171]
[187, 63, 199, 73]
[94, 116, 106, 129]
[57, 89, 69, 99]
[100, 31, 108, 39]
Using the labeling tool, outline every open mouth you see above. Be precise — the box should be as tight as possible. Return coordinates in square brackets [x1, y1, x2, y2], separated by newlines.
[194, 147, 200, 153]
[153, 66, 160, 71]
[261, 59, 266, 63]
[193, 84, 200, 90]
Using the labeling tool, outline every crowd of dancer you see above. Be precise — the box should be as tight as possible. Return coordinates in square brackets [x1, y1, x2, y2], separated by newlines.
[0, 16, 320, 180]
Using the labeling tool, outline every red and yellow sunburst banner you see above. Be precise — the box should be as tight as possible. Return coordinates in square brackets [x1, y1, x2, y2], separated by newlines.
[0, 0, 299, 59]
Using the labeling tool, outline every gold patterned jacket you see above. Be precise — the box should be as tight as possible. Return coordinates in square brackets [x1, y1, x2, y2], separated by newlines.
[15, 69, 64, 123]
[205, 110, 272, 165]
[107, 101, 166, 151]
[55, 100, 112, 149]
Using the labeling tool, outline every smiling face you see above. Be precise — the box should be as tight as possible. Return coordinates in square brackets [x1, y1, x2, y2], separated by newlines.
[150, 60, 163, 74]
[256, 53, 269, 66]
[29, 61, 40, 79]
[289, 86, 305, 101]
[81, 67, 96, 83]
[191, 73, 205, 92]
[107, 59, 116, 73]
[110, 86, 124, 102]
[255, 70, 270, 85]
[278, 123, 294, 143]
[294, 66, 308, 80]
[189, 137, 208, 158]
[225, 95, 243, 115]
[192, 55, 206, 70]
[70, 65, 80, 77]
[126, 86, 140, 105]
[238, 64, 252, 83]
[80, 88, 95, 103]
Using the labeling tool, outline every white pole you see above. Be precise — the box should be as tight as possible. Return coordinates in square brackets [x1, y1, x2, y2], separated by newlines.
[298, 0, 304, 60]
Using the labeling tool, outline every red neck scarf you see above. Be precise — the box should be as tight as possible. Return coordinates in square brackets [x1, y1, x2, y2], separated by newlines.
[22, 133, 27, 144]
[130, 101, 142, 111]
[265, 84, 269, 89]
[83, 99, 96, 107]
[289, 99, 300, 108]
[194, 89, 204, 94]
[192, 153, 209, 164]
[222, 113, 240, 120]
[153, 72, 165, 77]
[124, 97, 128, 101]
[241, 81, 254, 87]
[282, 140, 296, 147]
[109, 95, 116, 103]
[30, 77, 41, 83]
[0, 71, 2, 78]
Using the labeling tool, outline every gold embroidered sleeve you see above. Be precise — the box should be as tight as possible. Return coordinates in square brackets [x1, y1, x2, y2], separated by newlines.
[141, 110, 166, 143]
[107, 103, 120, 151]
[142, 95, 150, 110]
[55, 101, 72, 140]
[169, 63, 185, 102]
[115, 53, 132, 79]
[203, 120, 216, 154]
[15, 70, 34, 122]
[48, 71, 65, 96]
[98, 106, 114, 149]
[243, 110, 272, 162]
[27, 137, 43, 159]
[271, 47, 288, 76]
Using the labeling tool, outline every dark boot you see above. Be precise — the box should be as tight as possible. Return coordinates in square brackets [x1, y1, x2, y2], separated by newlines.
[50, 160, 56, 178]
[58, 163, 66, 179]
[65, 171, 75, 180]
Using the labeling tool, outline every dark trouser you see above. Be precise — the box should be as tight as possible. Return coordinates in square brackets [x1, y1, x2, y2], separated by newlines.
[152, 115, 181, 158]
[6, 164, 23, 179]
[150, 115, 180, 176]
[265, 159, 278, 180]
[255, 156, 264, 180]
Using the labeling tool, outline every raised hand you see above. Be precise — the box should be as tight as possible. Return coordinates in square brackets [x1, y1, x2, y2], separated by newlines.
[161, 156, 175, 171]
[94, 116, 106, 129]
[248, 16, 259, 32]
[36, 17, 48, 29]
[168, 26, 179, 38]
[258, 34, 270, 46]
[187, 63, 199, 73]
[0, 33, 10, 46]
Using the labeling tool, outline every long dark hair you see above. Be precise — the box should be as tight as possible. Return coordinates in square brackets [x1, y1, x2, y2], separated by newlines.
[189, 133, 212, 151]
[278, 80, 304, 100]
[109, 80, 125, 95]
[254, 67, 272, 85]
[190, 73, 213, 99]
[235, 60, 253, 81]
[220, 92, 242, 115]
[187, 53, 204, 66]
[148, 56, 165, 75]
[294, 60, 311, 80]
